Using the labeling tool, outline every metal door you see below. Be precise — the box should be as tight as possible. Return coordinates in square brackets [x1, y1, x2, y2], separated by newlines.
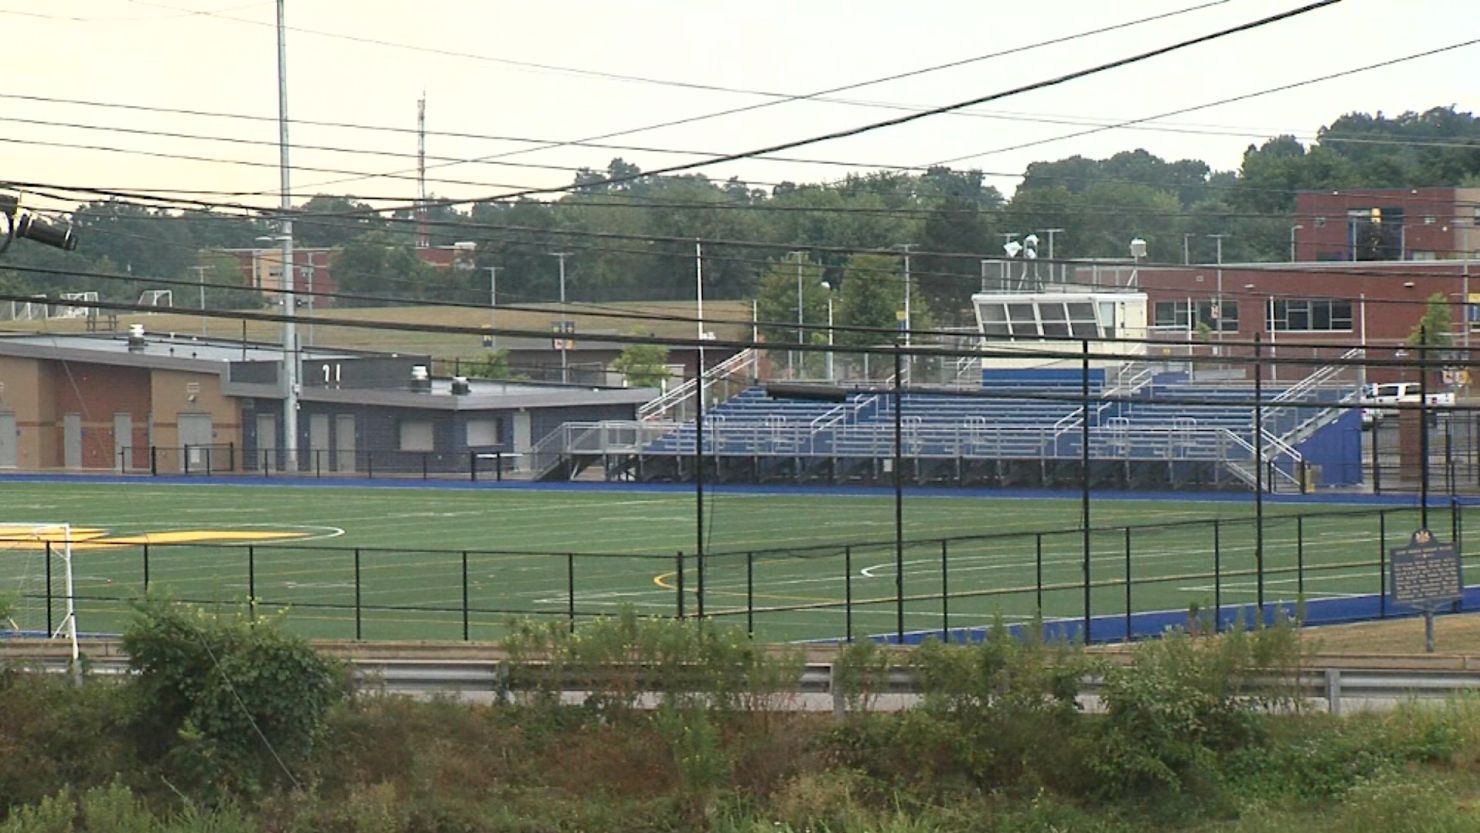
[256, 412, 277, 472]
[63, 413, 81, 469]
[309, 413, 330, 473]
[513, 412, 532, 472]
[178, 413, 213, 471]
[334, 414, 355, 473]
[0, 412, 15, 468]
[113, 413, 131, 471]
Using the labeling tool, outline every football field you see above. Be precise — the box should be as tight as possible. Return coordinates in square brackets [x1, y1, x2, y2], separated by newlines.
[0, 480, 1458, 642]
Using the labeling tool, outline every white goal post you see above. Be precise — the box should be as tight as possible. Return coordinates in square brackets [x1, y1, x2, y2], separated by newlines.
[0, 524, 80, 667]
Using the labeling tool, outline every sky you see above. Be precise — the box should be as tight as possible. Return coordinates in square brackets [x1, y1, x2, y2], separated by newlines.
[5, 0, 1479, 216]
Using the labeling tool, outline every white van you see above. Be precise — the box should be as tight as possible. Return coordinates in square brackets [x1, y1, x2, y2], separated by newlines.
[1359, 382, 1455, 427]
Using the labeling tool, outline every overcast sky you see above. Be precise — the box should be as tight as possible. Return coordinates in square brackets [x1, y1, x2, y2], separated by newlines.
[5, 0, 1478, 214]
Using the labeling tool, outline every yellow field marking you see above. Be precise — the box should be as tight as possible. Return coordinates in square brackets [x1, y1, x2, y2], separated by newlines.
[0, 528, 309, 551]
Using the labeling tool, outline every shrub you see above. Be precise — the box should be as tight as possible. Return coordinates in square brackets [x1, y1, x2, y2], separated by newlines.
[120, 597, 348, 799]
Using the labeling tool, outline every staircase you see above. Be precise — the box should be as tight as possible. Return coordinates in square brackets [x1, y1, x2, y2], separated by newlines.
[637, 348, 756, 423]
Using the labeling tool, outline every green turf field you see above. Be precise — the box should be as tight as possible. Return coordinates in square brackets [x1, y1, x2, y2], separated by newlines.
[0, 481, 1457, 642]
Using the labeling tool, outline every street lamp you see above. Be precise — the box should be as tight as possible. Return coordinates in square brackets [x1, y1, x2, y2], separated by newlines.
[787, 250, 806, 377]
[821, 280, 835, 382]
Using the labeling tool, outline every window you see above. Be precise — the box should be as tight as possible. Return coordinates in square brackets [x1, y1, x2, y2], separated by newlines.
[1039, 302, 1068, 337]
[1153, 301, 1191, 329]
[1314, 216, 1326, 228]
[466, 419, 500, 447]
[978, 303, 1009, 337]
[1268, 299, 1353, 332]
[399, 420, 434, 452]
[1007, 303, 1037, 337]
[1195, 301, 1239, 332]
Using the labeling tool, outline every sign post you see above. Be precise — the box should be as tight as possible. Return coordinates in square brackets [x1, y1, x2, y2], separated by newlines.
[1389, 529, 1462, 653]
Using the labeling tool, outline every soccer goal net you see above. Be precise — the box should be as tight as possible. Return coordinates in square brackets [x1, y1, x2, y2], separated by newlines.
[0, 524, 80, 664]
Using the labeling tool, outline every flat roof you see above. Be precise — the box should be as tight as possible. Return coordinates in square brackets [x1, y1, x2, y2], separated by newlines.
[0, 333, 356, 364]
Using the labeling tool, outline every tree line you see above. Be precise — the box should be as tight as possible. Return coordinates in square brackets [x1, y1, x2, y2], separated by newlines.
[2, 106, 1477, 332]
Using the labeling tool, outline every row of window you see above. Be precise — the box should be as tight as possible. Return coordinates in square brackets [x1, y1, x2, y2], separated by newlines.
[977, 301, 1116, 340]
[1152, 299, 1354, 333]
[399, 418, 503, 452]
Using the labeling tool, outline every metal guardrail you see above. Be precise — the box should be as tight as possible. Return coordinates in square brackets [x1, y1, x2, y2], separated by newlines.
[8, 642, 1480, 715]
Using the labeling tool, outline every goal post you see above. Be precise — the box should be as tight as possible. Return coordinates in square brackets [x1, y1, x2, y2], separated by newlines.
[0, 524, 80, 666]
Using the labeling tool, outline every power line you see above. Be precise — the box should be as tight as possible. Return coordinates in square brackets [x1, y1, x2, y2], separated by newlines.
[931, 34, 1480, 165]
[289, 1, 1345, 220]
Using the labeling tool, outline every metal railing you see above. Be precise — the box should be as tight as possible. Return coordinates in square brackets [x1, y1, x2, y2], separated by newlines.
[115, 445, 518, 481]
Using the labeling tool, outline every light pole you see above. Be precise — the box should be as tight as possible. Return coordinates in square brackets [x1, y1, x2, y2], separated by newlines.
[787, 250, 805, 377]
[485, 265, 500, 350]
[1289, 224, 1303, 261]
[1129, 237, 1147, 287]
[1183, 233, 1194, 265]
[821, 280, 835, 382]
[302, 259, 315, 346]
[549, 251, 571, 383]
[189, 265, 212, 336]
[274, 0, 297, 472]
[1207, 233, 1229, 347]
[897, 243, 914, 347]
[1041, 228, 1064, 282]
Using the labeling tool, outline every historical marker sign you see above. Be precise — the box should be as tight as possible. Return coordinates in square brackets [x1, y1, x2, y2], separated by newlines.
[1389, 529, 1462, 610]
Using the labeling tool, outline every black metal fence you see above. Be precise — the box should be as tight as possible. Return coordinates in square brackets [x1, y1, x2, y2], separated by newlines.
[8, 501, 1467, 645]
[118, 445, 516, 481]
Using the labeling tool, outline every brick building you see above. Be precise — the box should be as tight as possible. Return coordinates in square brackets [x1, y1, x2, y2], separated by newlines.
[0, 330, 651, 474]
[1292, 187, 1480, 262]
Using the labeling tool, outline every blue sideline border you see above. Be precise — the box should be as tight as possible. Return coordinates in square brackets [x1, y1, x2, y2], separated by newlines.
[864, 586, 1478, 646]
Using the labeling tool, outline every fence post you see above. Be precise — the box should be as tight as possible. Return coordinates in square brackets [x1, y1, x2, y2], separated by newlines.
[892, 345, 904, 645]
[1035, 533, 1044, 615]
[248, 545, 256, 619]
[353, 548, 363, 640]
[149, 445, 157, 477]
[1213, 519, 1222, 633]
[1124, 527, 1133, 642]
[940, 539, 950, 644]
[566, 553, 576, 634]
[366, 452, 373, 480]
[315, 449, 321, 479]
[143, 543, 150, 592]
[844, 545, 853, 644]
[496, 451, 503, 482]
[469, 451, 477, 483]
[1254, 332, 1265, 621]
[229, 442, 235, 473]
[1378, 512, 1387, 619]
[1297, 515, 1305, 599]
[1081, 338, 1091, 645]
[421, 452, 429, 481]
[45, 541, 53, 636]
[1419, 331, 1430, 530]
[461, 550, 470, 641]
[183, 444, 190, 476]
[676, 551, 685, 619]
[746, 552, 755, 638]
[1372, 425, 1382, 494]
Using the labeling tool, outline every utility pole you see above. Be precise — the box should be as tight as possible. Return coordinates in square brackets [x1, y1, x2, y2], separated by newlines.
[485, 265, 500, 350]
[1207, 233, 1229, 348]
[550, 252, 571, 383]
[897, 244, 914, 347]
[696, 240, 705, 395]
[189, 265, 213, 336]
[276, 0, 298, 473]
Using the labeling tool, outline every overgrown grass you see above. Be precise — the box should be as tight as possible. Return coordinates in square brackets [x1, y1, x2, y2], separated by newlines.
[2, 605, 1480, 831]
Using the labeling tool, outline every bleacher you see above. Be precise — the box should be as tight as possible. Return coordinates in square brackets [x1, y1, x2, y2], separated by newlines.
[628, 362, 1361, 489]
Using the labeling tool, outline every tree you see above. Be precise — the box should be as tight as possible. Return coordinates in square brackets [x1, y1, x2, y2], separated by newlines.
[464, 349, 517, 380]
[1407, 293, 1453, 348]
[611, 343, 671, 388]
[835, 254, 904, 349]
[121, 597, 346, 798]
[754, 256, 828, 347]
[195, 250, 264, 310]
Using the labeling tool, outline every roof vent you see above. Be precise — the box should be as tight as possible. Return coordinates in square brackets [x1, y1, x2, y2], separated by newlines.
[409, 364, 432, 393]
[450, 376, 471, 395]
[126, 324, 146, 352]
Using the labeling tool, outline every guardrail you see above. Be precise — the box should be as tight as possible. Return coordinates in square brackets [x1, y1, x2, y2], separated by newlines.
[6, 641, 1480, 715]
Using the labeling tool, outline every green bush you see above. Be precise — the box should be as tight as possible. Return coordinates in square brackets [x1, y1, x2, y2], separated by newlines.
[1089, 618, 1303, 800]
[120, 597, 348, 799]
